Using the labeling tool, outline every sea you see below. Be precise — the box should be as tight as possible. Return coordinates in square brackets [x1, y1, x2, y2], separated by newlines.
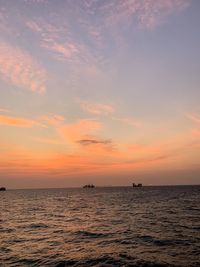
[0, 186, 200, 267]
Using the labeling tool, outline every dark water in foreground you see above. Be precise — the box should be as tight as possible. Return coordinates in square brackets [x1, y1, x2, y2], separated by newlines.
[0, 186, 200, 267]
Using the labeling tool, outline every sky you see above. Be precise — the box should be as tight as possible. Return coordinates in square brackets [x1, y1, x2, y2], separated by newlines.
[0, 0, 200, 188]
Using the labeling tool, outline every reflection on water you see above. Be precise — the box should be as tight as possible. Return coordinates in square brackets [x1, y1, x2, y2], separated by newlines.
[0, 186, 200, 266]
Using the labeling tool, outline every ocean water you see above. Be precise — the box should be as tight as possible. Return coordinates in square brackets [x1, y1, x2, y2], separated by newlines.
[0, 186, 200, 267]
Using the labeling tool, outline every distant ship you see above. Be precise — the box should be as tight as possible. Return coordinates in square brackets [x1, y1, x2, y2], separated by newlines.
[83, 184, 95, 188]
[0, 187, 6, 191]
[132, 183, 142, 187]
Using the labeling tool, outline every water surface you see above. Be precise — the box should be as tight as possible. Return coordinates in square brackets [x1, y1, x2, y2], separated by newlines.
[0, 186, 200, 266]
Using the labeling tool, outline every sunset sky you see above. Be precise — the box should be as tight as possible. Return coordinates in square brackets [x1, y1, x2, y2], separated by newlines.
[0, 0, 200, 188]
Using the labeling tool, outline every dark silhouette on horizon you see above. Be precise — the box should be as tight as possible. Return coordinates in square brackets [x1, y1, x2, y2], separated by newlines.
[132, 183, 142, 187]
[83, 184, 95, 188]
[0, 187, 6, 191]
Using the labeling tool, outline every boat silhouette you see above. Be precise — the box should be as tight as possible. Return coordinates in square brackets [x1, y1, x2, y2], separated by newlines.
[83, 184, 95, 188]
[0, 187, 6, 191]
[132, 183, 142, 187]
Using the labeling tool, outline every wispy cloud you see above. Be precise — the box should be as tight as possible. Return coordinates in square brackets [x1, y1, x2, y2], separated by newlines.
[0, 41, 47, 93]
[191, 129, 200, 137]
[33, 137, 66, 145]
[77, 138, 115, 153]
[112, 116, 142, 127]
[26, 17, 103, 88]
[1, 126, 199, 179]
[77, 139, 112, 146]
[39, 114, 65, 126]
[78, 100, 142, 127]
[0, 107, 10, 113]
[186, 113, 200, 124]
[42, 42, 78, 60]
[26, 20, 79, 60]
[80, 101, 115, 115]
[24, 0, 191, 88]
[0, 115, 35, 127]
[101, 0, 190, 30]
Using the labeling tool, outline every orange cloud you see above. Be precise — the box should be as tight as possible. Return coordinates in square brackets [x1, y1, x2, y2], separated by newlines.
[0, 143, 177, 180]
[0, 115, 35, 127]
[58, 119, 102, 142]
[33, 137, 66, 145]
[128, 143, 162, 155]
[191, 129, 200, 137]
[0, 41, 47, 93]
[1, 125, 199, 180]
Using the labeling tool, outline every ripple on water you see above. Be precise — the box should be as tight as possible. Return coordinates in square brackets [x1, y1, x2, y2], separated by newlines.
[28, 223, 49, 229]
[0, 186, 200, 267]
[74, 230, 111, 239]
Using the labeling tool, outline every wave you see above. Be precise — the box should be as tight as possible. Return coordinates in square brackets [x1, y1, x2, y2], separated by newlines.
[5, 255, 179, 267]
[29, 223, 49, 229]
[74, 230, 110, 238]
[10, 255, 179, 267]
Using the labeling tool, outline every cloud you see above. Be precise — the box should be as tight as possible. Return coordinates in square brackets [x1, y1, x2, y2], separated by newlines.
[58, 119, 102, 142]
[26, 18, 103, 87]
[1, 125, 200, 179]
[33, 137, 66, 145]
[26, 20, 43, 33]
[191, 129, 200, 137]
[26, 20, 79, 60]
[77, 138, 116, 153]
[186, 113, 200, 124]
[78, 100, 142, 127]
[0, 108, 10, 113]
[39, 114, 65, 126]
[42, 42, 78, 60]
[24, 0, 190, 89]
[112, 116, 142, 127]
[128, 143, 155, 152]
[0, 115, 35, 127]
[80, 101, 115, 115]
[0, 41, 47, 93]
[102, 0, 190, 29]
[77, 139, 112, 146]
[0, 114, 50, 128]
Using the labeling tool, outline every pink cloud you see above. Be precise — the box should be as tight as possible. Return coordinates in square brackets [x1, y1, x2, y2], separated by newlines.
[26, 19, 104, 83]
[26, 20, 43, 33]
[137, 0, 190, 29]
[103, 0, 190, 29]
[0, 41, 47, 93]
[41, 42, 78, 60]
[27, 20, 78, 60]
